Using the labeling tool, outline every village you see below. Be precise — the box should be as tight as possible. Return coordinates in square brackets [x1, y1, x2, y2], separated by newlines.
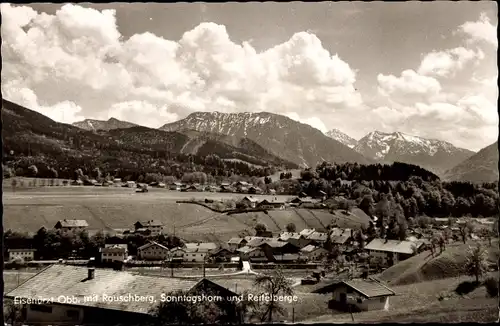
[4, 180, 498, 325]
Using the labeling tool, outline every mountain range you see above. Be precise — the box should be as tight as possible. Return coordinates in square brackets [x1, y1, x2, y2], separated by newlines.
[160, 111, 370, 167]
[5, 99, 495, 183]
[353, 131, 475, 174]
[2, 100, 296, 175]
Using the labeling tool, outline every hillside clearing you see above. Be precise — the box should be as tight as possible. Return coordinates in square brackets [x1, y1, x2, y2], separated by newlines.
[379, 240, 499, 286]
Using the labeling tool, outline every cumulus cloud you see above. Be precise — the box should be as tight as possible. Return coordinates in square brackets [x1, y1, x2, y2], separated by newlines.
[377, 69, 442, 101]
[285, 112, 328, 133]
[418, 47, 484, 77]
[459, 12, 498, 47]
[1, 3, 360, 129]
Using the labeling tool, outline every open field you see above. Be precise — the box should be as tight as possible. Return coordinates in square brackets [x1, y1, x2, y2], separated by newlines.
[379, 240, 500, 286]
[3, 188, 368, 242]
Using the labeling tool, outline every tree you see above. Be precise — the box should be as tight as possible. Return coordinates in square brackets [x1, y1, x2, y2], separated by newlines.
[459, 219, 474, 244]
[254, 267, 294, 322]
[254, 223, 267, 236]
[359, 195, 374, 217]
[285, 223, 296, 233]
[464, 244, 489, 283]
[415, 215, 431, 229]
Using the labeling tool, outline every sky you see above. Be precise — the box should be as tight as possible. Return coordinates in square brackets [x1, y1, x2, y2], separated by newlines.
[1, 2, 498, 151]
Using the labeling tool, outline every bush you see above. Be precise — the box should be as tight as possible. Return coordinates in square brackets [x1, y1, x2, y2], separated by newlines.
[455, 280, 481, 296]
[484, 277, 499, 297]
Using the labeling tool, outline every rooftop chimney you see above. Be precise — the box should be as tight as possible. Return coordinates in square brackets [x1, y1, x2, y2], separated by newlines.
[88, 267, 95, 280]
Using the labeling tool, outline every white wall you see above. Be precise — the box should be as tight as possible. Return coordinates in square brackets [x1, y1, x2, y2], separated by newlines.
[183, 252, 207, 262]
[9, 251, 35, 261]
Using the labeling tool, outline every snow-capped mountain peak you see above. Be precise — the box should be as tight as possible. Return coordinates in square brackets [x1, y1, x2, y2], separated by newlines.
[354, 130, 475, 174]
[325, 129, 358, 148]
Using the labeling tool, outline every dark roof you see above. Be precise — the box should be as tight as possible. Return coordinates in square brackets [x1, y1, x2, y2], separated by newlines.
[5, 265, 199, 314]
[55, 219, 89, 228]
[8, 249, 36, 252]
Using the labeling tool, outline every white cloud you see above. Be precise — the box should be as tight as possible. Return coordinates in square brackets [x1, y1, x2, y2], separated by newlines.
[418, 47, 484, 77]
[459, 12, 498, 47]
[2, 81, 84, 123]
[285, 112, 328, 133]
[1, 3, 360, 131]
[377, 69, 442, 100]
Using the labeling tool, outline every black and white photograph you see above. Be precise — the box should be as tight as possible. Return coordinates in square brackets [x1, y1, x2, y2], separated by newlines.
[1, 2, 498, 325]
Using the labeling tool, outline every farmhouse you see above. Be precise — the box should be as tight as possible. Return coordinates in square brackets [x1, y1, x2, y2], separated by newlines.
[257, 199, 286, 210]
[237, 246, 266, 260]
[300, 245, 328, 261]
[126, 181, 136, 188]
[8, 249, 36, 261]
[240, 196, 259, 208]
[286, 237, 316, 249]
[227, 237, 248, 251]
[289, 197, 319, 206]
[5, 265, 236, 325]
[313, 278, 396, 312]
[365, 239, 424, 266]
[220, 184, 235, 193]
[100, 244, 128, 263]
[137, 242, 169, 260]
[169, 247, 186, 262]
[54, 219, 89, 232]
[134, 220, 163, 236]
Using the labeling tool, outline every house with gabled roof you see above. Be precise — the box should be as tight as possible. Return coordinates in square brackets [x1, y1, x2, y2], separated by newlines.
[300, 245, 328, 262]
[227, 237, 248, 251]
[134, 220, 163, 236]
[137, 241, 169, 260]
[300, 228, 316, 238]
[312, 277, 396, 312]
[306, 231, 328, 244]
[4, 265, 237, 325]
[365, 238, 424, 266]
[237, 246, 266, 260]
[54, 219, 89, 232]
[240, 196, 259, 208]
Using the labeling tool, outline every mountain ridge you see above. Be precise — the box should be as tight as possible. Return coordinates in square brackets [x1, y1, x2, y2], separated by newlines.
[444, 141, 499, 183]
[160, 111, 372, 167]
[353, 130, 475, 175]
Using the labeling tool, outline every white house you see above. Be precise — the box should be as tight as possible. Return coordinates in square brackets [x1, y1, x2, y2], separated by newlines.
[8, 249, 36, 261]
[364, 239, 423, 266]
[299, 245, 328, 261]
[240, 196, 259, 208]
[227, 238, 248, 251]
[137, 242, 169, 260]
[169, 247, 186, 262]
[183, 243, 217, 262]
[100, 244, 128, 263]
